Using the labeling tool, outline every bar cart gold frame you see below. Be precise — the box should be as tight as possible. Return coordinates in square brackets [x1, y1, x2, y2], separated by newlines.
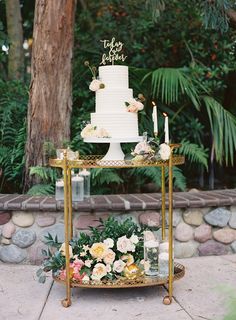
[49, 144, 185, 308]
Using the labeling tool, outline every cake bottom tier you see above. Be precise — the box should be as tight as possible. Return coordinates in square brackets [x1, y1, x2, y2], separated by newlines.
[91, 113, 139, 138]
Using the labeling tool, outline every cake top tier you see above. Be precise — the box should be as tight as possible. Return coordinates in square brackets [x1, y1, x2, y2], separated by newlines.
[99, 65, 129, 89]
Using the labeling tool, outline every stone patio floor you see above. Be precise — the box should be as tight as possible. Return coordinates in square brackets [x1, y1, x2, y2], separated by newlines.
[1, 255, 236, 320]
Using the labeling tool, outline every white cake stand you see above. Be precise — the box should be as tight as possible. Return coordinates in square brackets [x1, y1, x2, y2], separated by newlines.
[84, 137, 143, 161]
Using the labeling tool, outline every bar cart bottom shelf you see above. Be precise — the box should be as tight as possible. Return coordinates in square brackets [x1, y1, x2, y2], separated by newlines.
[53, 262, 185, 307]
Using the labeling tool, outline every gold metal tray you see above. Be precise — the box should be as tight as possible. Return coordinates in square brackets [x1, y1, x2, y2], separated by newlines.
[49, 155, 185, 169]
[53, 262, 185, 289]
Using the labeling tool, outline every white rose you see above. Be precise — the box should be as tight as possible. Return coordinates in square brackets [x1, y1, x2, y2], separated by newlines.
[106, 264, 112, 273]
[130, 234, 139, 244]
[159, 143, 171, 160]
[89, 79, 103, 91]
[92, 263, 107, 280]
[96, 127, 110, 138]
[103, 249, 116, 265]
[117, 236, 135, 253]
[81, 124, 96, 138]
[82, 274, 90, 283]
[85, 259, 93, 268]
[129, 99, 144, 111]
[113, 259, 126, 273]
[103, 238, 114, 248]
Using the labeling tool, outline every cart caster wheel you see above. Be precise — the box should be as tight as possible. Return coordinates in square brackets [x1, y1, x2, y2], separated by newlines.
[61, 298, 71, 308]
[163, 296, 172, 305]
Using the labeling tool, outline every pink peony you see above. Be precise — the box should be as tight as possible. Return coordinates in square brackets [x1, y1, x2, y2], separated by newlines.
[113, 259, 126, 273]
[127, 99, 144, 113]
[117, 235, 135, 254]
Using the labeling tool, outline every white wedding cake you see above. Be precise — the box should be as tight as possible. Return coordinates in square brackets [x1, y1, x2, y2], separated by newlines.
[89, 65, 140, 139]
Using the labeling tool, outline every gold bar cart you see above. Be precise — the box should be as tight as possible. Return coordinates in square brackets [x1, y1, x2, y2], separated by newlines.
[49, 144, 185, 307]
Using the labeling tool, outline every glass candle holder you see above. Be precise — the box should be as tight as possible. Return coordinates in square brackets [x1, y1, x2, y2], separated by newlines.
[158, 252, 169, 279]
[72, 174, 84, 202]
[55, 179, 64, 201]
[79, 169, 90, 198]
[143, 231, 159, 277]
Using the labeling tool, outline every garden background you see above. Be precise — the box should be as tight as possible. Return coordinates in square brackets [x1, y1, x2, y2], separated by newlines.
[0, 0, 236, 196]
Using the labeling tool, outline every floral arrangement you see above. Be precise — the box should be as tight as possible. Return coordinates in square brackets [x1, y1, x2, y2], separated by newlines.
[84, 61, 105, 92]
[131, 134, 171, 164]
[81, 123, 110, 139]
[37, 217, 148, 284]
[125, 94, 145, 113]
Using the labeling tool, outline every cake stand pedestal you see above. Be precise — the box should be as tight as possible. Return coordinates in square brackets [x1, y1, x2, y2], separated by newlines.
[83, 137, 143, 161]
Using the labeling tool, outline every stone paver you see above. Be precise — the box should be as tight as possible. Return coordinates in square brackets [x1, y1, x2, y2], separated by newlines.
[0, 264, 52, 320]
[0, 255, 236, 320]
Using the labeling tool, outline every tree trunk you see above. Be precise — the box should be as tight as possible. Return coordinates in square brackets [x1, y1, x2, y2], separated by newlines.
[5, 0, 24, 80]
[24, 0, 76, 190]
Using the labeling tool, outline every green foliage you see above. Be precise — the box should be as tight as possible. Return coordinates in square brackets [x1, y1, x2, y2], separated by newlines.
[0, 80, 27, 192]
[201, 0, 232, 33]
[27, 166, 59, 195]
[27, 184, 54, 196]
[179, 140, 208, 169]
[146, 68, 200, 109]
[202, 95, 236, 166]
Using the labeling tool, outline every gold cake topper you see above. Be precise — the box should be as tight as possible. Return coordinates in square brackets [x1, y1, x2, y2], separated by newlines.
[100, 37, 127, 65]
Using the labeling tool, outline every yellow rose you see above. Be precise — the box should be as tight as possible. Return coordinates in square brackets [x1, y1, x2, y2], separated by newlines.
[89, 242, 108, 259]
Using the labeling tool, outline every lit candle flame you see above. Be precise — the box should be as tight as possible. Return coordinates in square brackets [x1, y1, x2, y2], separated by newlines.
[152, 101, 156, 107]
[163, 112, 168, 117]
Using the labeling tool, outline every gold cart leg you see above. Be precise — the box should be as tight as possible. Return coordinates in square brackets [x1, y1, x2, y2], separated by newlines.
[62, 151, 71, 308]
[161, 166, 166, 241]
[163, 148, 173, 305]
[68, 168, 73, 240]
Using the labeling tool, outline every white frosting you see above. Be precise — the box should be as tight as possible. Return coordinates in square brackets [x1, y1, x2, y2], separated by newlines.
[91, 113, 138, 138]
[89, 65, 139, 138]
[96, 88, 133, 113]
[99, 65, 129, 88]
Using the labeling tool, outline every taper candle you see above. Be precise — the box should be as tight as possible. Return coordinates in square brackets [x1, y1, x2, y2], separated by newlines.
[152, 101, 158, 136]
[163, 113, 169, 144]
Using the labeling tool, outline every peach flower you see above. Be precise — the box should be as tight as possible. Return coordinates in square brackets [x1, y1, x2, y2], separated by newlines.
[81, 124, 96, 138]
[89, 242, 108, 259]
[59, 243, 73, 259]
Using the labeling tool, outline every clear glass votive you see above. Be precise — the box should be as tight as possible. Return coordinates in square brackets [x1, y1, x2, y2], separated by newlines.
[158, 252, 169, 279]
[72, 174, 84, 202]
[143, 231, 159, 277]
[79, 169, 90, 198]
[55, 179, 64, 201]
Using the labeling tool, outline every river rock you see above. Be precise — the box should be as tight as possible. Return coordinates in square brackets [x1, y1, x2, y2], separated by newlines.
[183, 209, 203, 226]
[213, 228, 236, 244]
[0, 211, 12, 225]
[0, 244, 27, 263]
[40, 223, 64, 243]
[36, 214, 56, 227]
[12, 229, 36, 248]
[1, 237, 11, 245]
[139, 211, 160, 227]
[229, 207, 236, 229]
[12, 212, 34, 227]
[74, 214, 109, 230]
[194, 224, 212, 243]
[231, 241, 236, 253]
[27, 241, 48, 265]
[174, 241, 198, 258]
[175, 222, 194, 242]
[198, 240, 230, 256]
[204, 208, 231, 227]
[165, 209, 182, 227]
[2, 221, 16, 238]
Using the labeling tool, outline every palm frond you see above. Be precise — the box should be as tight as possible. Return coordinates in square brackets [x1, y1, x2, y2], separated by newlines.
[172, 167, 186, 191]
[179, 139, 208, 169]
[144, 68, 200, 109]
[202, 96, 236, 166]
[27, 184, 55, 196]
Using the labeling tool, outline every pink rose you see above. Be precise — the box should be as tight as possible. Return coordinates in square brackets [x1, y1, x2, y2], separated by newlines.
[133, 141, 153, 155]
[117, 235, 135, 254]
[113, 259, 126, 273]
[127, 104, 139, 112]
[127, 99, 144, 112]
